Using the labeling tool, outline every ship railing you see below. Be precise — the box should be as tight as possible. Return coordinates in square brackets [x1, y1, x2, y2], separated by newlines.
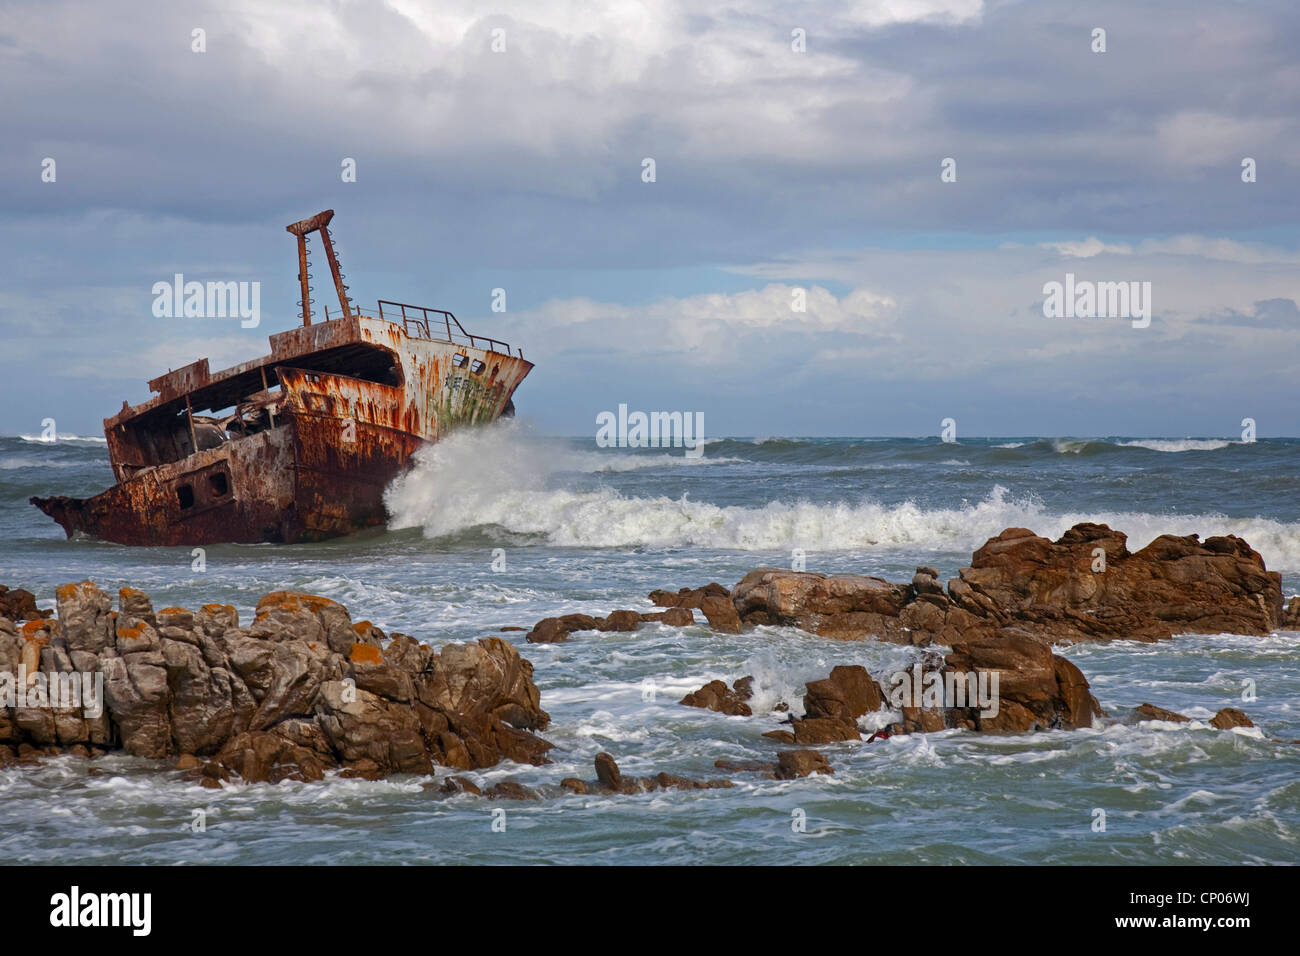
[321, 300, 521, 358]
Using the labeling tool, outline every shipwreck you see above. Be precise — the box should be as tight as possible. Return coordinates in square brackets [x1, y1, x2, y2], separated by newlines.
[32, 210, 532, 545]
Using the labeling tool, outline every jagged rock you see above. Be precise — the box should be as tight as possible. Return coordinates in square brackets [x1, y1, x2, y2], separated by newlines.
[209, 730, 330, 784]
[0, 584, 553, 783]
[679, 677, 753, 716]
[648, 583, 730, 609]
[418, 637, 549, 732]
[1134, 703, 1190, 723]
[700, 594, 743, 634]
[484, 780, 539, 800]
[712, 525, 1283, 646]
[803, 665, 882, 723]
[1210, 707, 1254, 729]
[525, 613, 602, 643]
[1283, 596, 1300, 629]
[887, 627, 1103, 734]
[639, 607, 695, 626]
[952, 524, 1283, 643]
[601, 610, 642, 632]
[100, 649, 172, 758]
[438, 775, 483, 795]
[315, 680, 432, 776]
[776, 749, 833, 779]
[525, 606, 697, 643]
[731, 569, 913, 641]
[57, 581, 114, 654]
[792, 717, 861, 744]
[0, 586, 49, 622]
[594, 751, 623, 790]
[911, 567, 944, 597]
[714, 758, 777, 773]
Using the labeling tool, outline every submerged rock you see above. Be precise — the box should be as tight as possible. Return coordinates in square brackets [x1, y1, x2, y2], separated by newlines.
[525, 607, 695, 643]
[559, 752, 733, 795]
[1134, 703, 1191, 723]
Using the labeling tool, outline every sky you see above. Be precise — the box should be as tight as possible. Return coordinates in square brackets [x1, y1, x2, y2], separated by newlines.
[1, 0, 1297, 438]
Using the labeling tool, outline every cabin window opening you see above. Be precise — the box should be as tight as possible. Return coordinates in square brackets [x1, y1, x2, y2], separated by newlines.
[452, 353, 468, 368]
[470, 359, 486, 375]
[177, 484, 195, 509]
[208, 472, 229, 497]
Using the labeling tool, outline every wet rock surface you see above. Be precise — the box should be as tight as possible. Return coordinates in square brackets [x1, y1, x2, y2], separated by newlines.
[680, 676, 753, 716]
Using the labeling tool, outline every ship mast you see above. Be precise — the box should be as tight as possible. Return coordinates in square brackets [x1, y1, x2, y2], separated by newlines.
[285, 209, 353, 325]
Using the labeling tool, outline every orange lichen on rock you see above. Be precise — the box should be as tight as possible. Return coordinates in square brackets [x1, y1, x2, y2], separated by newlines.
[349, 643, 383, 664]
[56, 581, 98, 602]
[20, 619, 52, 640]
[255, 591, 344, 617]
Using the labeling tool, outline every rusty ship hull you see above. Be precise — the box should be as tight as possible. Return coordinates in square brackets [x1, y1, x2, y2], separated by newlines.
[32, 210, 532, 546]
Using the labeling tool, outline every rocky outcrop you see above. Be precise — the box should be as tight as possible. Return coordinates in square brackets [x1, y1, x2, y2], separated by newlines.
[1284, 597, 1300, 630]
[525, 607, 694, 643]
[677, 524, 1284, 645]
[731, 632, 1104, 741]
[731, 569, 914, 642]
[887, 627, 1102, 733]
[946, 524, 1283, 643]
[1209, 707, 1254, 729]
[679, 676, 753, 716]
[776, 749, 833, 779]
[803, 665, 882, 723]
[1, 582, 552, 786]
[1134, 703, 1191, 723]
[1131, 703, 1255, 730]
[649, 583, 730, 609]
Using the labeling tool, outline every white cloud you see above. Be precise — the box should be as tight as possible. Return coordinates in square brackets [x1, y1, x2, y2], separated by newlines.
[1039, 237, 1134, 258]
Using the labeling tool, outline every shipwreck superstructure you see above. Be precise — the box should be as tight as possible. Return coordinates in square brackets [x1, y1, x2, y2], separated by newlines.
[32, 210, 532, 545]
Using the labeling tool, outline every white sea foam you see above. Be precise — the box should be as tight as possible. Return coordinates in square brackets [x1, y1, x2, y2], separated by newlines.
[15, 433, 106, 444]
[1119, 439, 1235, 452]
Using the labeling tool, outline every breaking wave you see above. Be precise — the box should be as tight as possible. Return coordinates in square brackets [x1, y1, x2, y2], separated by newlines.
[384, 425, 1300, 571]
[15, 433, 106, 444]
[1117, 439, 1236, 453]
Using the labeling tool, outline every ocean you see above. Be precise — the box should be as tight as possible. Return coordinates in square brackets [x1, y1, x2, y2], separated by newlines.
[2, 426, 1298, 864]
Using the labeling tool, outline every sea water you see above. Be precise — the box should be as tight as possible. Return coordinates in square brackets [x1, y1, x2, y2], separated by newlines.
[1, 426, 1297, 864]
